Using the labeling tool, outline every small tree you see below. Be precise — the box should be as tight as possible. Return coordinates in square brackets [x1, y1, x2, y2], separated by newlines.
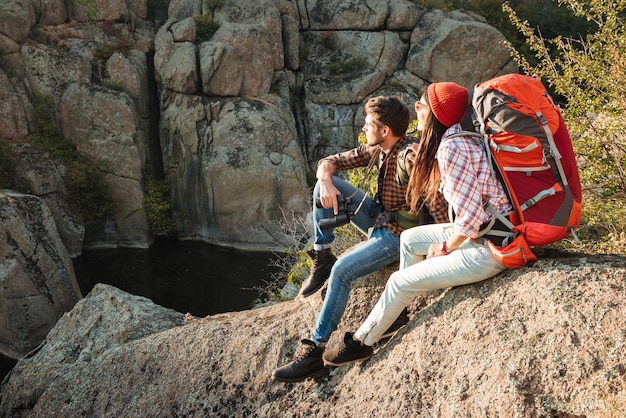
[504, 0, 626, 250]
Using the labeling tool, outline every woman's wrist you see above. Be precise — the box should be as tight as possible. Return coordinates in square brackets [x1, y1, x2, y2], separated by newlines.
[440, 241, 450, 255]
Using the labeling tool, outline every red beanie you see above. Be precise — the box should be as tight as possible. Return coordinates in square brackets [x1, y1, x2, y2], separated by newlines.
[427, 82, 470, 128]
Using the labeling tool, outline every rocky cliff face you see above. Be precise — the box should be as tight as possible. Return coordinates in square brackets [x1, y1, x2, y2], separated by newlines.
[0, 191, 81, 360]
[0, 0, 520, 373]
[2, 4, 623, 415]
[0, 251, 624, 417]
[0, 0, 515, 253]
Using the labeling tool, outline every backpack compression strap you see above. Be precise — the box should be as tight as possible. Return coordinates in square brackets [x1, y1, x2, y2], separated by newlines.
[389, 210, 425, 229]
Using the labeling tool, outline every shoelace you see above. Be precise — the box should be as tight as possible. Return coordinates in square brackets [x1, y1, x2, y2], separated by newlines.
[310, 256, 319, 268]
[294, 341, 316, 363]
[339, 336, 358, 355]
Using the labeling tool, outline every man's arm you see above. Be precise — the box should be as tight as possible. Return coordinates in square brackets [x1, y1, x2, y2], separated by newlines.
[316, 145, 375, 214]
[316, 160, 340, 215]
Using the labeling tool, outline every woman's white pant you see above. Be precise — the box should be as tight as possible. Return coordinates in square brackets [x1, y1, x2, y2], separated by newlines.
[355, 223, 506, 346]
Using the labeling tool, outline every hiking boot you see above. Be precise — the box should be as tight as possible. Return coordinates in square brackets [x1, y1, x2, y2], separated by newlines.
[380, 307, 409, 340]
[323, 332, 373, 366]
[272, 339, 327, 383]
[299, 249, 337, 297]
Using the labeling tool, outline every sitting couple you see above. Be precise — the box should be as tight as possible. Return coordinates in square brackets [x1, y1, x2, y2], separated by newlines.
[273, 82, 513, 382]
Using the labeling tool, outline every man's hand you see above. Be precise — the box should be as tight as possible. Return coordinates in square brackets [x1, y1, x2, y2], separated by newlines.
[316, 161, 340, 215]
[318, 179, 341, 215]
[405, 142, 419, 171]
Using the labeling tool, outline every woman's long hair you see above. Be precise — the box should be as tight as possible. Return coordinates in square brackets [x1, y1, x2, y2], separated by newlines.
[407, 95, 448, 213]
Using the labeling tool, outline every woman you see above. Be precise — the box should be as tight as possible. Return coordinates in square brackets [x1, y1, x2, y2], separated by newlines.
[321, 82, 514, 365]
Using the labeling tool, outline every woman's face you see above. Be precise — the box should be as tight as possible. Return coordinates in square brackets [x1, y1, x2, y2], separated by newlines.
[415, 97, 430, 131]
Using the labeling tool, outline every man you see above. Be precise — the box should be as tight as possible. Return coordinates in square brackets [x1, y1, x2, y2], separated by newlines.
[272, 96, 449, 383]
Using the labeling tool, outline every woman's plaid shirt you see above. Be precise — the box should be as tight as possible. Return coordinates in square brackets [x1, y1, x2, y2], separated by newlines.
[319, 136, 449, 236]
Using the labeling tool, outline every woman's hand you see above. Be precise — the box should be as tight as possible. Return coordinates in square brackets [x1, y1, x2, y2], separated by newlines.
[427, 243, 447, 258]
[426, 233, 467, 258]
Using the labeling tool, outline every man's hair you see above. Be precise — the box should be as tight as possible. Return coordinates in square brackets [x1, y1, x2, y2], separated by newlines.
[364, 96, 410, 137]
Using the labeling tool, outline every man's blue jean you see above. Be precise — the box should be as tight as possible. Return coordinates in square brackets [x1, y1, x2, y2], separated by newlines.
[310, 176, 400, 345]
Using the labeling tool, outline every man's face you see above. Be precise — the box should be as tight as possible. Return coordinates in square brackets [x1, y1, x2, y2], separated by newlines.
[362, 114, 385, 146]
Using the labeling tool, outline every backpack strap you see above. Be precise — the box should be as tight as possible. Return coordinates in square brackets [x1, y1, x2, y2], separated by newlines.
[396, 145, 413, 184]
[537, 111, 569, 187]
[347, 147, 381, 217]
[445, 131, 520, 246]
[520, 185, 559, 211]
[374, 209, 426, 230]
[381, 138, 419, 185]
[476, 204, 517, 247]
[482, 204, 516, 232]
[389, 210, 425, 229]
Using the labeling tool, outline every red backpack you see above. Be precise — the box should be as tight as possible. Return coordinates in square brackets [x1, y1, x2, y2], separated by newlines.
[460, 74, 582, 267]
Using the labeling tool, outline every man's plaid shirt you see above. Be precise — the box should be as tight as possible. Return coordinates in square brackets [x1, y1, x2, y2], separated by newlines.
[319, 136, 449, 236]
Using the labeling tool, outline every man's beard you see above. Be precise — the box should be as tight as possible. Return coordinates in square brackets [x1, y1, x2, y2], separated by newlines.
[367, 134, 383, 146]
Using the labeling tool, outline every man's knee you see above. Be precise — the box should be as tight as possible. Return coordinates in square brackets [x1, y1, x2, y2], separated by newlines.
[327, 254, 367, 286]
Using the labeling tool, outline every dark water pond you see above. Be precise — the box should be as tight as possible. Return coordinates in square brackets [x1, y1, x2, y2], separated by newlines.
[1, 239, 283, 381]
[73, 238, 282, 317]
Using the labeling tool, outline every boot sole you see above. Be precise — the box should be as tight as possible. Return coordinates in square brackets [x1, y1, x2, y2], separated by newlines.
[323, 353, 373, 367]
[379, 310, 410, 339]
[299, 279, 329, 297]
[272, 367, 329, 383]
[379, 330, 398, 340]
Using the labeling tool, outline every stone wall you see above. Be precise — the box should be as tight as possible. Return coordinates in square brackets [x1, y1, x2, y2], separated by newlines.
[0, 0, 515, 252]
[0, 191, 81, 359]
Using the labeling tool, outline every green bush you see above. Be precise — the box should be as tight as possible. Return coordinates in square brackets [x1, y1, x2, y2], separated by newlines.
[144, 177, 176, 236]
[30, 93, 115, 227]
[64, 160, 116, 227]
[76, 0, 97, 19]
[194, 15, 220, 43]
[324, 57, 368, 75]
[504, 0, 626, 253]
[31, 94, 76, 164]
[0, 142, 17, 190]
